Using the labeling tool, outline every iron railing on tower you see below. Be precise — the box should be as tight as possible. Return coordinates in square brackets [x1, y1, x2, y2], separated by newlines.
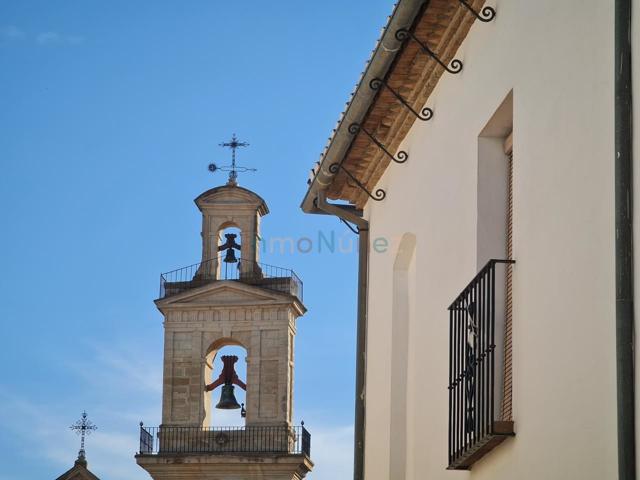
[447, 259, 515, 470]
[159, 256, 303, 302]
[138, 424, 311, 457]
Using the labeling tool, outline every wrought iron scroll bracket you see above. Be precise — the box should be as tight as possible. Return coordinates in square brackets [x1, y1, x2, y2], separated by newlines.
[395, 28, 463, 74]
[329, 162, 386, 201]
[369, 78, 433, 122]
[457, 0, 496, 22]
[348, 123, 408, 164]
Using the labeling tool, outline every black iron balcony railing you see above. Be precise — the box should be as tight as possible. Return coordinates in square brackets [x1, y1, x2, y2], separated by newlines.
[159, 256, 303, 302]
[447, 259, 515, 470]
[138, 424, 311, 457]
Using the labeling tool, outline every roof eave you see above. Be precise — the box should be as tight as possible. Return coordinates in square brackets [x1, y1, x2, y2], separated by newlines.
[301, 0, 427, 213]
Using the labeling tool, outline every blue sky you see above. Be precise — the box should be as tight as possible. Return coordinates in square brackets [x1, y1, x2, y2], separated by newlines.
[0, 1, 393, 478]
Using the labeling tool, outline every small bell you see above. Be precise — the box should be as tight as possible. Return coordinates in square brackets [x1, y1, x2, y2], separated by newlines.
[215, 384, 241, 409]
[223, 247, 238, 264]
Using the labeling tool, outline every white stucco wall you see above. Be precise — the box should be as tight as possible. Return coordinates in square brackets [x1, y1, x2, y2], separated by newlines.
[363, 1, 616, 479]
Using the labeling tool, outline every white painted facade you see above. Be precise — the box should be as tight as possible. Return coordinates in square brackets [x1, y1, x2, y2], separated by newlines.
[357, 1, 625, 479]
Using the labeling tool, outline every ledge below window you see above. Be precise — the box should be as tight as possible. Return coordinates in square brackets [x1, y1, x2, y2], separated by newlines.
[447, 421, 515, 470]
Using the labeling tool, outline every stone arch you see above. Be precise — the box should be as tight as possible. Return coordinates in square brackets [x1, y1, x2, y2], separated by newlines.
[218, 220, 240, 230]
[206, 337, 246, 356]
[217, 220, 242, 249]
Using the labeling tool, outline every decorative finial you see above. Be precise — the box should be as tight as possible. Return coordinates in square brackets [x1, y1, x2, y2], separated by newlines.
[70, 411, 97, 463]
[208, 133, 256, 186]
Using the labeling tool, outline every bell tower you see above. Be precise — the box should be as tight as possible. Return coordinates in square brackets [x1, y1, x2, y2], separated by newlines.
[136, 139, 312, 480]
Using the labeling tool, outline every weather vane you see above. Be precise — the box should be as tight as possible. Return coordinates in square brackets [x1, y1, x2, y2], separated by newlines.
[208, 134, 256, 186]
[70, 411, 97, 461]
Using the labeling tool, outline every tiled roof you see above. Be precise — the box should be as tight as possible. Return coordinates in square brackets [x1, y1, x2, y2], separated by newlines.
[303, 0, 485, 209]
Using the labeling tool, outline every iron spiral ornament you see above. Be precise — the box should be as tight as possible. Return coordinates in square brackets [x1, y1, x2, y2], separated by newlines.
[396, 150, 409, 162]
[347, 123, 361, 136]
[445, 58, 463, 74]
[457, 0, 496, 22]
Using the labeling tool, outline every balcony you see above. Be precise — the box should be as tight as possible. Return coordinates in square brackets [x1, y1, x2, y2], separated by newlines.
[138, 424, 311, 457]
[447, 259, 515, 470]
[159, 256, 303, 302]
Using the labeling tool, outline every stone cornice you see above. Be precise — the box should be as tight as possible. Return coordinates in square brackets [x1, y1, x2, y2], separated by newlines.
[155, 281, 306, 316]
[136, 453, 313, 479]
[196, 184, 269, 216]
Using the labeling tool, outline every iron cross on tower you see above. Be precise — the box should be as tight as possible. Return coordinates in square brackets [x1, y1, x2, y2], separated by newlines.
[208, 133, 256, 186]
[70, 411, 97, 461]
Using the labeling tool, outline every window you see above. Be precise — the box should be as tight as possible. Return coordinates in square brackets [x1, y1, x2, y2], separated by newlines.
[447, 94, 514, 469]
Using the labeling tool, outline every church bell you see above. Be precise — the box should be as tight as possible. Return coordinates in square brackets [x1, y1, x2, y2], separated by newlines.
[223, 247, 238, 264]
[215, 384, 241, 410]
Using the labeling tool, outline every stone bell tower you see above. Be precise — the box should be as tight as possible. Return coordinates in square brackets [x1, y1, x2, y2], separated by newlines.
[136, 140, 312, 480]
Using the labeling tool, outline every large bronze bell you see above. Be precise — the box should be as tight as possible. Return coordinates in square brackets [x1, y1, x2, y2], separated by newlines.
[223, 247, 238, 264]
[219, 234, 241, 264]
[206, 355, 246, 412]
[215, 384, 241, 409]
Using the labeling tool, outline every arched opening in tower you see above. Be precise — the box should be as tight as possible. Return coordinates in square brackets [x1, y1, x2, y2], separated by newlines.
[205, 343, 248, 428]
[217, 224, 242, 280]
